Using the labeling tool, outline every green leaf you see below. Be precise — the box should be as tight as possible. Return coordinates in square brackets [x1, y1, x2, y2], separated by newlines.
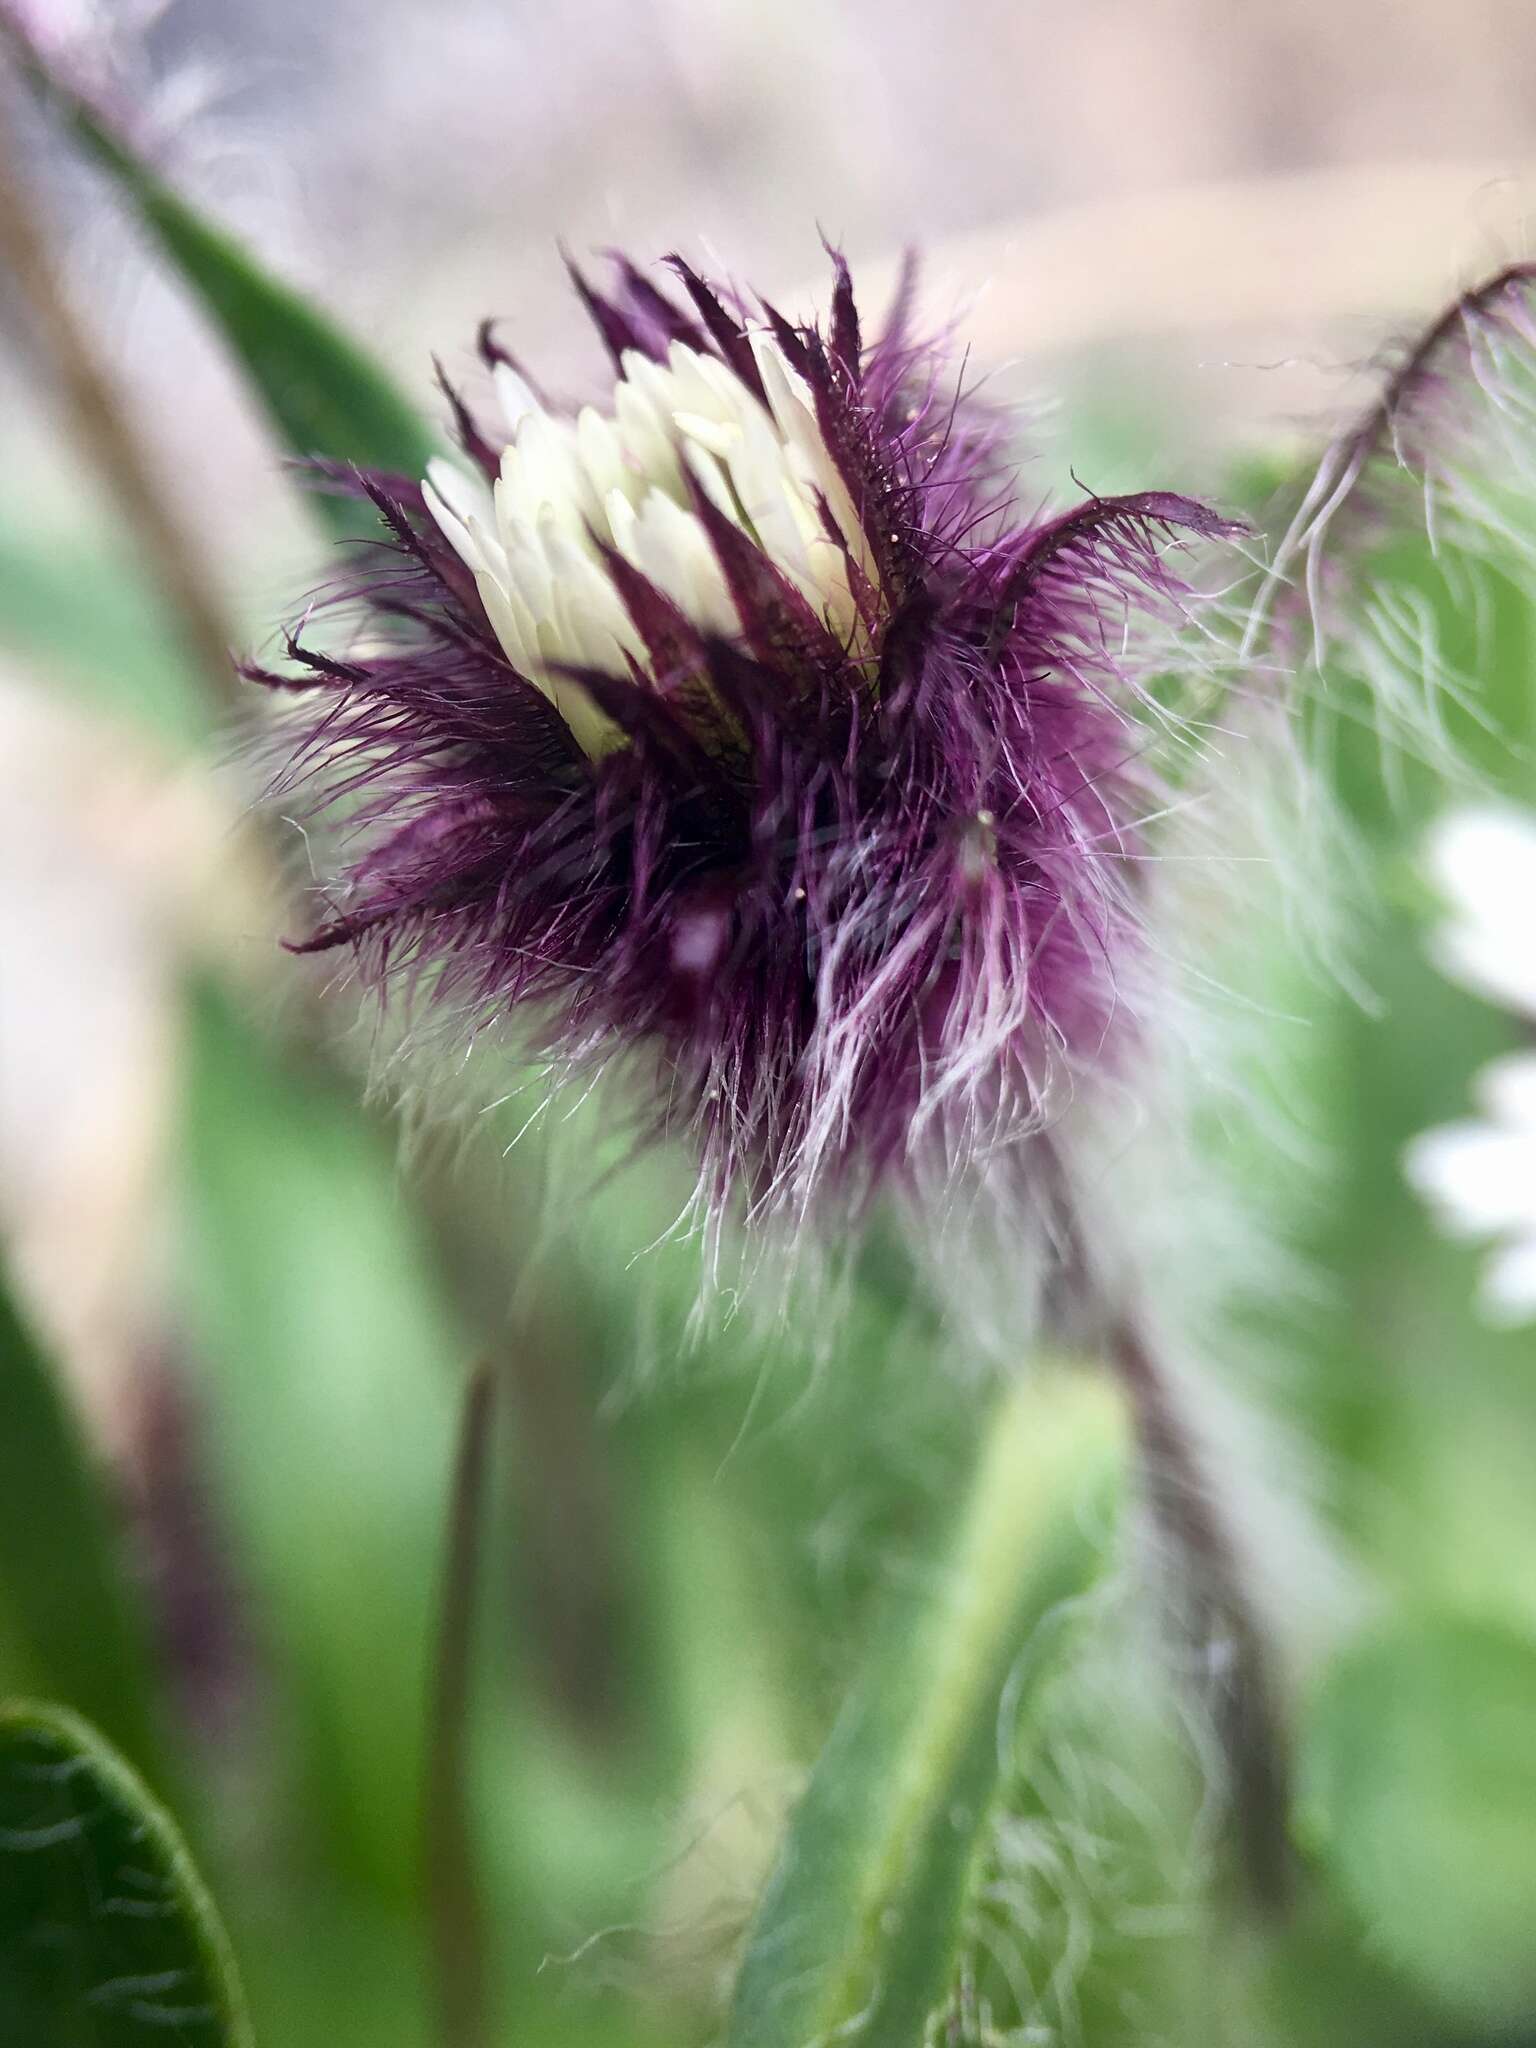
[1300, 1610, 1536, 2028]
[727, 1371, 1126, 2048]
[176, 981, 467, 1903]
[0, 1700, 250, 2047]
[10, 27, 436, 522]
[0, 518, 209, 751]
[0, 1268, 161, 1780]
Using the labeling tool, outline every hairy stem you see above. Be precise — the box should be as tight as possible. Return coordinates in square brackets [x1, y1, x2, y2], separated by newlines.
[423, 1357, 498, 2048]
[1110, 1320, 1292, 1909]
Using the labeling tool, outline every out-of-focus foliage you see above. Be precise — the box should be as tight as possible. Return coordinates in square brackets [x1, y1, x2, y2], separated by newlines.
[1301, 1611, 1536, 2027]
[5, 39, 1536, 2048]
[4, 22, 437, 517]
[180, 985, 471, 1902]
[0, 517, 210, 750]
[0, 1702, 250, 2047]
[0, 1274, 162, 1783]
[728, 1376, 1124, 2048]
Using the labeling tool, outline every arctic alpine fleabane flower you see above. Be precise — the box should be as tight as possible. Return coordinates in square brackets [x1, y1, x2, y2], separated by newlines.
[251, 249, 1294, 1901]
[1406, 803, 1536, 1326]
[251, 249, 1239, 1261]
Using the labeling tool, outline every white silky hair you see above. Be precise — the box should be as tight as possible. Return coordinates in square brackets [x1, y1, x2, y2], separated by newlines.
[923, 650, 1362, 1649]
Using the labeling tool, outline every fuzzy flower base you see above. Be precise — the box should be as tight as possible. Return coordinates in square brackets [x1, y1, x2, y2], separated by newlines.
[251, 252, 1236, 1245]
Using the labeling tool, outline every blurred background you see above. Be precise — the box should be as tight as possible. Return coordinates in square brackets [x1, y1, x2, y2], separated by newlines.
[6, 2, 1536, 2044]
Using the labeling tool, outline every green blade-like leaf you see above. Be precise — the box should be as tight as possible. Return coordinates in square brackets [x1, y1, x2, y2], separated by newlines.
[0, 1268, 161, 1781]
[175, 980, 470, 1905]
[8, 24, 436, 522]
[727, 1371, 1126, 2048]
[0, 1700, 251, 2047]
[0, 517, 210, 751]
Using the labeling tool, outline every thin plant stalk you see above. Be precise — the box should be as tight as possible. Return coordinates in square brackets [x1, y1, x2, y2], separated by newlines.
[1110, 1319, 1292, 1908]
[423, 1356, 498, 2048]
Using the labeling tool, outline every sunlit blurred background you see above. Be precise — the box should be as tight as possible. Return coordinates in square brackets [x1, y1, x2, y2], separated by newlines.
[6, 3, 1536, 2044]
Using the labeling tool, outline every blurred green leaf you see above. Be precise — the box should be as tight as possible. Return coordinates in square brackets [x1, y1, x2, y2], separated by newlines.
[1252, 1887, 1496, 2048]
[0, 518, 209, 751]
[177, 980, 466, 1906]
[10, 27, 436, 523]
[1300, 1610, 1536, 2029]
[0, 1267, 162, 1781]
[727, 1371, 1125, 2048]
[175, 991, 728, 2046]
[0, 1700, 250, 2047]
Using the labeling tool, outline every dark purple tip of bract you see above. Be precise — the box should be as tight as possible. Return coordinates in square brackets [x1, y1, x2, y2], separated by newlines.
[1269, 260, 1536, 676]
[255, 249, 1239, 1227]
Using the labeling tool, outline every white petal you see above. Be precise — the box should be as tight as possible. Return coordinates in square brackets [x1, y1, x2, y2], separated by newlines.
[1429, 805, 1536, 918]
[1476, 1053, 1536, 1135]
[574, 406, 629, 502]
[613, 376, 682, 497]
[492, 508, 557, 622]
[748, 331, 813, 440]
[627, 491, 735, 634]
[662, 343, 729, 414]
[1427, 805, 1536, 1015]
[750, 330, 876, 588]
[1406, 1116, 1536, 1238]
[1432, 922, 1536, 1019]
[493, 363, 540, 439]
[605, 489, 640, 558]
[426, 455, 493, 524]
[694, 351, 757, 413]
[423, 468, 507, 583]
[474, 571, 536, 675]
[679, 443, 738, 523]
[1479, 1234, 1536, 1325]
[542, 527, 641, 665]
[422, 478, 484, 571]
[510, 414, 599, 533]
[673, 410, 743, 460]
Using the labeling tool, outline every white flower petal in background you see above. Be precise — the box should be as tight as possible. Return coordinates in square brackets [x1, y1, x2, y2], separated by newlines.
[1407, 808, 1536, 1327]
[1424, 804, 1536, 1017]
[1405, 1069, 1536, 1239]
[1480, 1235, 1536, 1326]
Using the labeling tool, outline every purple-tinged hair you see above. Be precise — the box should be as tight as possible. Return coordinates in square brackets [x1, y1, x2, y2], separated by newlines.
[251, 255, 1314, 1905]
[249, 252, 1240, 1262]
[1257, 262, 1536, 787]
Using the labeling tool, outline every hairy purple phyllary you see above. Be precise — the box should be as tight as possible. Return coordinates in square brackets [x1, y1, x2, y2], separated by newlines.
[250, 251, 1238, 1241]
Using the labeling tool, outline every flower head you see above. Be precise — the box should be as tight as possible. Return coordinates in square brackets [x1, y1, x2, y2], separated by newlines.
[251, 251, 1236, 1249]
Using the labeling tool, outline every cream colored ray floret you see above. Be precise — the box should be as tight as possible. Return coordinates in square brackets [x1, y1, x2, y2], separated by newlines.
[423, 333, 877, 754]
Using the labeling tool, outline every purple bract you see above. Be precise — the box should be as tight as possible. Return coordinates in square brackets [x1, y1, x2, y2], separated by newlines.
[250, 250, 1238, 1238]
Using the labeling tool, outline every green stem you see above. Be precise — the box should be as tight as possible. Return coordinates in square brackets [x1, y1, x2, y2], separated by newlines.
[1111, 1320, 1292, 1909]
[728, 1371, 1126, 2048]
[423, 1358, 498, 2048]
